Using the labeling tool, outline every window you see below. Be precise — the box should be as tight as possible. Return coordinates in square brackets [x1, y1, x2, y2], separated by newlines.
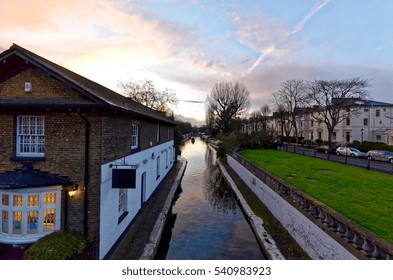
[364, 108, 369, 112]
[363, 118, 368, 126]
[376, 109, 380, 117]
[346, 132, 350, 142]
[156, 156, 160, 179]
[118, 189, 127, 215]
[310, 121, 314, 127]
[43, 209, 56, 232]
[156, 124, 160, 144]
[332, 132, 337, 141]
[2, 211, 9, 233]
[376, 135, 382, 141]
[131, 124, 139, 150]
[17, 116, 45, 157]
[165, 150, 168, 169]
[117, 187, 128, 224]
[346, 117, 350, 126]
[0, 189, 60, 242]
[318, 131, 322, 140]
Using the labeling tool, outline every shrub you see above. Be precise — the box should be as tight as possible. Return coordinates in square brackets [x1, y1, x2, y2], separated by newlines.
[24, 231, 86, 260]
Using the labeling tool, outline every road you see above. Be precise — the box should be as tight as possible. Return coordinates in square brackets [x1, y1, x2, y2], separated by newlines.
[278, 145, 393, 175]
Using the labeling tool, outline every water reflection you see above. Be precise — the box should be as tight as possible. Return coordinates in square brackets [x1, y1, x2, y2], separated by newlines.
[203, 164, 238, 215]
[156, 138, 264, 260]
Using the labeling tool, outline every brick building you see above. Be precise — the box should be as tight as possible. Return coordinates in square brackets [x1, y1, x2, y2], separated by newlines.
[0, 44, 176, 259]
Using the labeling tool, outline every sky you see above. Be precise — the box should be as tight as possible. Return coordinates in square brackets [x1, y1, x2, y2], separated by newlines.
[1, 0, 393, 126]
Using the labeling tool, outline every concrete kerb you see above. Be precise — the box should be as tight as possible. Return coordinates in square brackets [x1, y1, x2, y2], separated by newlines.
[139, 156, 188, 260]
[217, 159, 285, 260]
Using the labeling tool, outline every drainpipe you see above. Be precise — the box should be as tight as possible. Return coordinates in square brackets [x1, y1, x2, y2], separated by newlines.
[77, 110, 90, 238]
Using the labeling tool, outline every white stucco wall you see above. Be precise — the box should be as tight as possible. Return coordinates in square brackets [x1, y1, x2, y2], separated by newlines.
[227, 155, 357, 260]
[99, 141, 175, 259]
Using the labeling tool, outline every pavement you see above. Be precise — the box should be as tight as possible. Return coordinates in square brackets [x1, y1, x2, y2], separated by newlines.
[108, 156, 187, 260]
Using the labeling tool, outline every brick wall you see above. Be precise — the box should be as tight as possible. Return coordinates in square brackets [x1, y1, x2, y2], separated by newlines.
[0, 67, 87, 101]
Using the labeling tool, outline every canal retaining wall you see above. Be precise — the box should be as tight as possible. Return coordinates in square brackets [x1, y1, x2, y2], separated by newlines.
[226, 150, 393, 260]
[217, 160, 285, 260]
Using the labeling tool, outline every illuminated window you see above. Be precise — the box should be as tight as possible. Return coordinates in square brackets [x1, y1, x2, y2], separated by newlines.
[44, 193, 56, 205]
[2, 194, 9, 206]
[2, 211, 8, 233]
[0, 189, 61, 243]
[28, 195, 39, 207]
[43, 209, 56, 232]
[13, 211, 23, 234]
[27, 211, 38, 234]
[13, 195, 23, 207]
[16, 116, 45, 157]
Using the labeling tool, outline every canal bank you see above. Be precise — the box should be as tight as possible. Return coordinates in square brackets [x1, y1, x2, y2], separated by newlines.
[216, 156, 309, 260]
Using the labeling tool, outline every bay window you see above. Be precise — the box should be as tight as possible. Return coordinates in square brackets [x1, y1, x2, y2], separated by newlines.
[0, 187, 61, 244]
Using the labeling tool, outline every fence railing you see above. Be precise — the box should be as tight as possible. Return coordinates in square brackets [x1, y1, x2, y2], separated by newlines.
[228, 150, 393, 260]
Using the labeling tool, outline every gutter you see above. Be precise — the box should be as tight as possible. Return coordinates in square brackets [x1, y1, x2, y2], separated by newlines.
[77, 110, 90, 238]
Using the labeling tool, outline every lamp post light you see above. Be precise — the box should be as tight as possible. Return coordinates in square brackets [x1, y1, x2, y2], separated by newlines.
[361, 128, 364, 143]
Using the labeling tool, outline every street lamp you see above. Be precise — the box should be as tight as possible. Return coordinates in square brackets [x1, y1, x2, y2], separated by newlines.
[361, 128, 364, 142]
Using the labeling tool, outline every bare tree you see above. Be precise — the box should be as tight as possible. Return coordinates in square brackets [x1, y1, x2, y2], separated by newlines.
[272, 105, 292, 137]
[308, 77, 369, 142]
[260, 104, 271, 132]
[118, 79, 178, 114]
[206, 81, 250, 134]
[271, 79, 309, 142]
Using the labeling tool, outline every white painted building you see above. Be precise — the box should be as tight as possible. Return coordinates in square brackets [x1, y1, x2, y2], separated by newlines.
[263, 99, 393, 145]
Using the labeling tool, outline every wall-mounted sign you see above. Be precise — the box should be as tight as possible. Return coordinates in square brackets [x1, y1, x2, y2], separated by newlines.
[112, 169, 136, 189]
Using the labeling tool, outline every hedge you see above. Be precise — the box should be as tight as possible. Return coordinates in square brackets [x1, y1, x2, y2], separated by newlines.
[24, 231, 86, 260]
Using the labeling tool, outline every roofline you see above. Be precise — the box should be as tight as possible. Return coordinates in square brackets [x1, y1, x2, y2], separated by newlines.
[0, 44, 176, 125]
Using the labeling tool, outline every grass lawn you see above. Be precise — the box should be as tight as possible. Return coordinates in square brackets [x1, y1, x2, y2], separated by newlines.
[242, 149, 393, 244]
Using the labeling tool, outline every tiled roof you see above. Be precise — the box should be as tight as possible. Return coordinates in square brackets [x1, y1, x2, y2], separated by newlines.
[0, 163, 73, 189]
[0, 44, 175, 125]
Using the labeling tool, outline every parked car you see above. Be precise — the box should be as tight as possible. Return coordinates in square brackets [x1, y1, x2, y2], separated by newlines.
[366, 150, 393, 163]
[315, 145, 337, 154]
[303, 140, 318, 148]
[336, 147, 366, 158]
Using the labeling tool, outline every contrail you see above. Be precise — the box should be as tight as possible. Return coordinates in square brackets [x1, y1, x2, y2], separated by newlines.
[290, 0, 331, 36]
[247, 0, 331, 73]
[178, 100, 205, 104]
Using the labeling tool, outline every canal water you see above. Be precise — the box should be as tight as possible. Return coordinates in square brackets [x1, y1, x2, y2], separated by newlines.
[155, 138, 265, 260]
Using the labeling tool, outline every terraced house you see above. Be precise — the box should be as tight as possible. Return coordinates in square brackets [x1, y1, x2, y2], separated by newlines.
[0, 44, 176, 259]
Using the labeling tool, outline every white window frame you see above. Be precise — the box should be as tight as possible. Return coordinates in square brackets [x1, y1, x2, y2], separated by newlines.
[0, 187, 61, 244]
[156, 124, 160, 144]
[16, 116, 45, 157]
[118, 188, 127, 216]
[131, 124, 139, 150]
